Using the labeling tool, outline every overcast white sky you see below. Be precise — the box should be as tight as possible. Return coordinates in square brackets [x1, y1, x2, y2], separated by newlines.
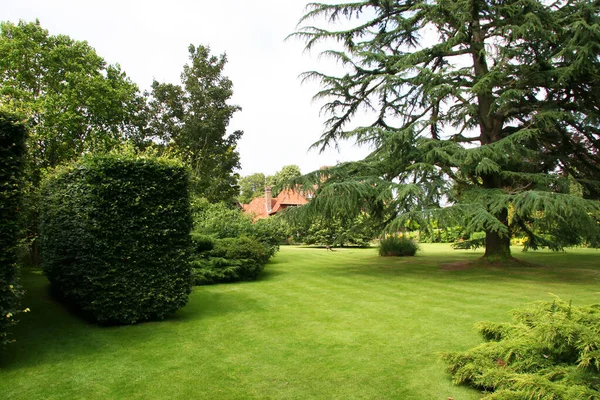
[3, 0, 371, 176]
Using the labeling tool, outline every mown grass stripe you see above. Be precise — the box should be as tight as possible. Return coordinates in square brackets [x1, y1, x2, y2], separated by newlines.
[1, 244, 599, 399]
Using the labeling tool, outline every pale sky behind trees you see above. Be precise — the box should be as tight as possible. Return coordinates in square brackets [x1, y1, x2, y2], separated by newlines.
[3, 0, 371, 176]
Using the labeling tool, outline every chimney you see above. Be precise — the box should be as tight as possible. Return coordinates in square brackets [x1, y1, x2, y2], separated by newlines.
[265, 186, 272, 214]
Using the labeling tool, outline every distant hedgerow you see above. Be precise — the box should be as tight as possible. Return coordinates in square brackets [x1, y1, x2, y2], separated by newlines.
[378, 236, 419, 257]
[0, 111, 27, 347]
[40, 154, 193, 324]
[443, 298, 600, 399]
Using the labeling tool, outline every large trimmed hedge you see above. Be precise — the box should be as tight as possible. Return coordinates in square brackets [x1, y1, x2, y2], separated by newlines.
[40, 154, 193, 324]
[0, 111, 27, 346]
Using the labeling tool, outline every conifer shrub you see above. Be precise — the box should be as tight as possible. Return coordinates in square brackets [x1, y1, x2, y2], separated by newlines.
[378, 236, 419, 256]
[0, 111, 27, 346]
[40, 154, 193, 324]
[443, 299, 600, 399]
[190, 235, 270, 285]
[192, 199, 284, 254]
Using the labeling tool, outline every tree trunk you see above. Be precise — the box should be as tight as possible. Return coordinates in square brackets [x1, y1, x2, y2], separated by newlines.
[484, 230, 511, 259]
[483, 207, 512, 260]
[470, 3, 511, 261]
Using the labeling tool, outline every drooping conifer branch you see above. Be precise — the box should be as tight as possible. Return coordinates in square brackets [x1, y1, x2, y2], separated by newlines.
[289, 0, 600, 257]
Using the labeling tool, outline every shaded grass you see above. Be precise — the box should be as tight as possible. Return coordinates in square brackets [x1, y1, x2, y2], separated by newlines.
[1, 244, 599, 399]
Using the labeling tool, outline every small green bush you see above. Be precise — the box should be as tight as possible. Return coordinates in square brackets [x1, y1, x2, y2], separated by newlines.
[191, 236, 270, 285]
[191, 233, 215, 253]
[192, 198, 283, 256]
[0, 111, 27, 346]
[443, 299, 600, 399]
[40, 154, 193, 324]
[378, 236, 419, 256]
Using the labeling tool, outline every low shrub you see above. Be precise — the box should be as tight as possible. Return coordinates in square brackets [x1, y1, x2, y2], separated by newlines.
[378, 236, 419, 256]
[443, 299, 600, 399]
[191, 233, 215, 253]
[0, 111, 27, 347]
[192, 198, 284, 254]
[40, 153, 193, 324]
[191, 235, 270, 285]
[419, 225, 467, 243]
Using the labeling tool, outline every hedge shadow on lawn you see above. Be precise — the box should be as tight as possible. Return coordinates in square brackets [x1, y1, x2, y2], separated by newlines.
[254, 267, 286, 282]
[0, 270, 264, 371]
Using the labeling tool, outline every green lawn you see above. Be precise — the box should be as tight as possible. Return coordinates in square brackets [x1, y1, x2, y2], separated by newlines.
[1, 244, 599, 399]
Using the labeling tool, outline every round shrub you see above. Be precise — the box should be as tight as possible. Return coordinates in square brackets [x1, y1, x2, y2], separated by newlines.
[0, 111, 27, 346]
[191, 233, 215, 253]
[40, 154, 193, 324]
[378, 236, 419, 257]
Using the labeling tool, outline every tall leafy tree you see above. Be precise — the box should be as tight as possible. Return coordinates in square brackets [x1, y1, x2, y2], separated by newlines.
[238, 166, 303, 204]
[268, 164, 302, 192]
[0, 20, 146, 182]
[291, 0, 600, 259]
[148, 44, 243, 202]
[239, 172, 267, 204]
[0, 20, 147, 264]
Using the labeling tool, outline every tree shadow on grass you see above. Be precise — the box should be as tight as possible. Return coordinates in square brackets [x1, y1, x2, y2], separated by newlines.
[0, 270, 263, 371]
[315, 252, 600, 286]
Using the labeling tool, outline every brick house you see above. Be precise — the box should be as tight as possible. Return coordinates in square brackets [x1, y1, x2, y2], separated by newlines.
[241, 186, 311, 221]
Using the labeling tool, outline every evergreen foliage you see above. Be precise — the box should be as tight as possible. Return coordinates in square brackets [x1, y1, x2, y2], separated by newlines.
[190, 200, 282, 285]
[378, 236, 419, 257]
[190, 235, 271, 285]
[291, 214, 377, 247]
[40, 154, 193, 324]
[443, 299, 600, 399]
[290, 0, 600, 259]
[192, 199, 287, 251]
[0, 111, 27, 347]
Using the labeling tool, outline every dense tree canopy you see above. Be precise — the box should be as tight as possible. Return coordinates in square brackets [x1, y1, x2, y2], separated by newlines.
[267, 164, 302, 192]
[0, 20, 148, 264]
[292, 0, 600, 258]
[238, 172, 267, 204]
[238, 165, 302, 204]
[147, 44, 243, 202]
[0, 20, 145, 183]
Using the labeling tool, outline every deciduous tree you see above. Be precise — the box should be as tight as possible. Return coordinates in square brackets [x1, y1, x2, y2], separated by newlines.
[0, 20, 147, 264]
[268, 164, 302, 192]
[147, 45, 243, 202]
[238, 172, 266, 204]
[0, 20, 145, 182]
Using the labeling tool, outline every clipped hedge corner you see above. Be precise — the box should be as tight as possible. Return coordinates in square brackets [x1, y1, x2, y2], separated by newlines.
[40, 154, 193, 324]
[0, 111, 27, 346]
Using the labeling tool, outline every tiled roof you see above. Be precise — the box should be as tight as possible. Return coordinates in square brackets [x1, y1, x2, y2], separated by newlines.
[269, 189, 309, 214]
[241, 188, 310, 220]
[242, 197, 277, 221]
